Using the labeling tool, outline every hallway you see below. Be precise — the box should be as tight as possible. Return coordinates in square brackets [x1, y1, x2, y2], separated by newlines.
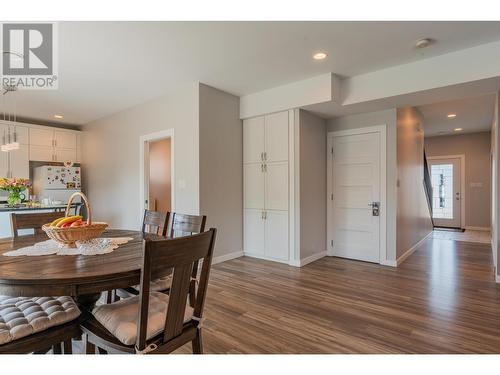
[174, 235, 500, 353]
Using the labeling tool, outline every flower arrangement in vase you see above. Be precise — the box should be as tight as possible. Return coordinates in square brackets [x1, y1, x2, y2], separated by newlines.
[0, 178, 31, 206]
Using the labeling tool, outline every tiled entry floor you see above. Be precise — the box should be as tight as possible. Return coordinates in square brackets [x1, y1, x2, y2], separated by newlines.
[431, 229, 491, 244]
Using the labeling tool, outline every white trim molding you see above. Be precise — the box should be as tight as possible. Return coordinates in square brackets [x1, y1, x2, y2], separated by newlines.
[289, 251, 327, 267]
[496, 274, 500, 284]
[327, 124, 388, 265]
[395, 231, 433, 266]
[139, 129, 175, 227]
[212, 251, 244, 265]
[465, 226, 491, 232]
[427, 154, 466, 229]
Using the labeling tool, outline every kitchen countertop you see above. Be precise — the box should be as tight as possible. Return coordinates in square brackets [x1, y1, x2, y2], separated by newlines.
[0, 203, 82, 212]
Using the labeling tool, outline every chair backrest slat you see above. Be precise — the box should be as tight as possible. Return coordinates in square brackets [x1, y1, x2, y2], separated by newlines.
[135, 228, 217, 351]
[142, 209, 169, 236]
[169, 213, 206, 238]
[11, 212, 65, 237]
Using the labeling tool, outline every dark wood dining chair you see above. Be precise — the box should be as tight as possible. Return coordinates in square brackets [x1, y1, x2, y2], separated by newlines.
[10, 211, 65, 237]
[142, 209, 170, 236]
[0, 296, 81, 354]
[80, 228, 217, 354]
[118, 212, 207, 300]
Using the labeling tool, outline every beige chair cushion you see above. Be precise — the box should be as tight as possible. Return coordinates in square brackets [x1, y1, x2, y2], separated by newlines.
[0, 296, 81, 346]
[92, 291, 193, 346]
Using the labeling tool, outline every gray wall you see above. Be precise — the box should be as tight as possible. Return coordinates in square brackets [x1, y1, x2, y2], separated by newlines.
[425, 132, 491, 229]
[81, 82, 200, 230]
[491, 93, 499, 272]
[199, 84, 243, 259]
[396, 107, 433, 258]
[327, 109, 398, 261]
[298, 110, 327, 259]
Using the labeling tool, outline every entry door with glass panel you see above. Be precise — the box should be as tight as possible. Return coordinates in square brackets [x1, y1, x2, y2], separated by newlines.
[429, 157, 461, 228]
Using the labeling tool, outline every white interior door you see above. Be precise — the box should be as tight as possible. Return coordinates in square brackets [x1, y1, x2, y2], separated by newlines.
[429, 157, 461, 228]
[330, 131, 381, 263]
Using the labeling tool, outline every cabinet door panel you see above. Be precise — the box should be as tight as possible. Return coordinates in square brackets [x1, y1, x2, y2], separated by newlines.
[55, 131, 77, 149]
[265, 162, 289, 211]
[265, 111, 289, 162]
[55, 148, 77, 163]
[30, 145, 53, 162]
[244, 209, 265, 256]
[243, 117, 265, 163]
[10, 145, 29, 179]
[265, 210, 289, 261]
[244, 163, 265, 209]
[30, 128, 54, 147]
[0, 152, 8, 178]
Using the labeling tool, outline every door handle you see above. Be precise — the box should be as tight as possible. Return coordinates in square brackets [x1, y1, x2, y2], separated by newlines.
[368, 202, 380, 216]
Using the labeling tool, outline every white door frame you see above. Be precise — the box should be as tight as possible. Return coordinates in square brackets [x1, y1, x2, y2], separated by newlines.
[427, 154, 466, 229]
[327, 125, 387, 264]
[139, 129, 175, 227]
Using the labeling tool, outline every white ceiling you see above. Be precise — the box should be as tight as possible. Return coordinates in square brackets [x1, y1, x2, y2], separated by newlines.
[6, 21, 500, 126]
[419, 94, 495, 137]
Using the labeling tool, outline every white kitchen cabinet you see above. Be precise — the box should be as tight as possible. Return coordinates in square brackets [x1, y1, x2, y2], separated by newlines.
[265, 162, 289, 211]
[243, 110, 292, 264]
[55, 148, 77, 162]
[243, 116, 265, 163]
[29, 127, 54, 147]
[29, 145, 53, 162]
[265, 210, 289, 261]
[55, 130, 77, 149]
[0, 151, 8, 178]
[9, 146, 29, 178]
[243, 209, 266, 256]
[265, 111, 289, 162]
[244, 163, 265, 209]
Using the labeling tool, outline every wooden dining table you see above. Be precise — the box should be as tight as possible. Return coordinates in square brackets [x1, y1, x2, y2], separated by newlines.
[0, 229, 160, 311]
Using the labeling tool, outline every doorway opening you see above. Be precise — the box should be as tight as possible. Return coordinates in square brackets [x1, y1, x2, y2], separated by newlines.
[140, 129, 175, 221]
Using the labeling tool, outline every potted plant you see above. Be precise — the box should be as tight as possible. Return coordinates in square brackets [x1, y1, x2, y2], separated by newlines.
[0, 178, 31, 206]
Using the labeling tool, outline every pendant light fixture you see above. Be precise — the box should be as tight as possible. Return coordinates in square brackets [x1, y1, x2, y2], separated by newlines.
[1, 84, 19, 153]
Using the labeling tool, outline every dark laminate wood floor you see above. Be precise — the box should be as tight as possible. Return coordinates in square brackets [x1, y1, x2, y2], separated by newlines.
[173, 236, 500, 354]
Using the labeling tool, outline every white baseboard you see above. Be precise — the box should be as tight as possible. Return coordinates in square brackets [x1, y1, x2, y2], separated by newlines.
[212, 250, 244, 265]
[380, 260, 397, 267]
[288, 251, 327, 267]
[395, 231, 433, 266]
[465, 226, 491, 232]
[243, 252, 290, 265]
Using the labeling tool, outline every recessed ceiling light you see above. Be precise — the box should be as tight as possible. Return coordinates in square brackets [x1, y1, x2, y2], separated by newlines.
[415, 38, 434, 49]
[454, 128, 463, 132]
[54, 115, 64, 119]
[313, 52, 327, 60]
[447, 113, 457, 118]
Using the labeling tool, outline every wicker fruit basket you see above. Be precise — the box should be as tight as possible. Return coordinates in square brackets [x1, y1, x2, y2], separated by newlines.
[42, 192, 108, 248]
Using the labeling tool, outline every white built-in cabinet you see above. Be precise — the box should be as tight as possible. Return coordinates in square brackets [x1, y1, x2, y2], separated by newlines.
[243, 110, 291, 263]
[0, 120, 81, 179]
[29, 127, 79, 163]
[0, 123, 29, 178]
